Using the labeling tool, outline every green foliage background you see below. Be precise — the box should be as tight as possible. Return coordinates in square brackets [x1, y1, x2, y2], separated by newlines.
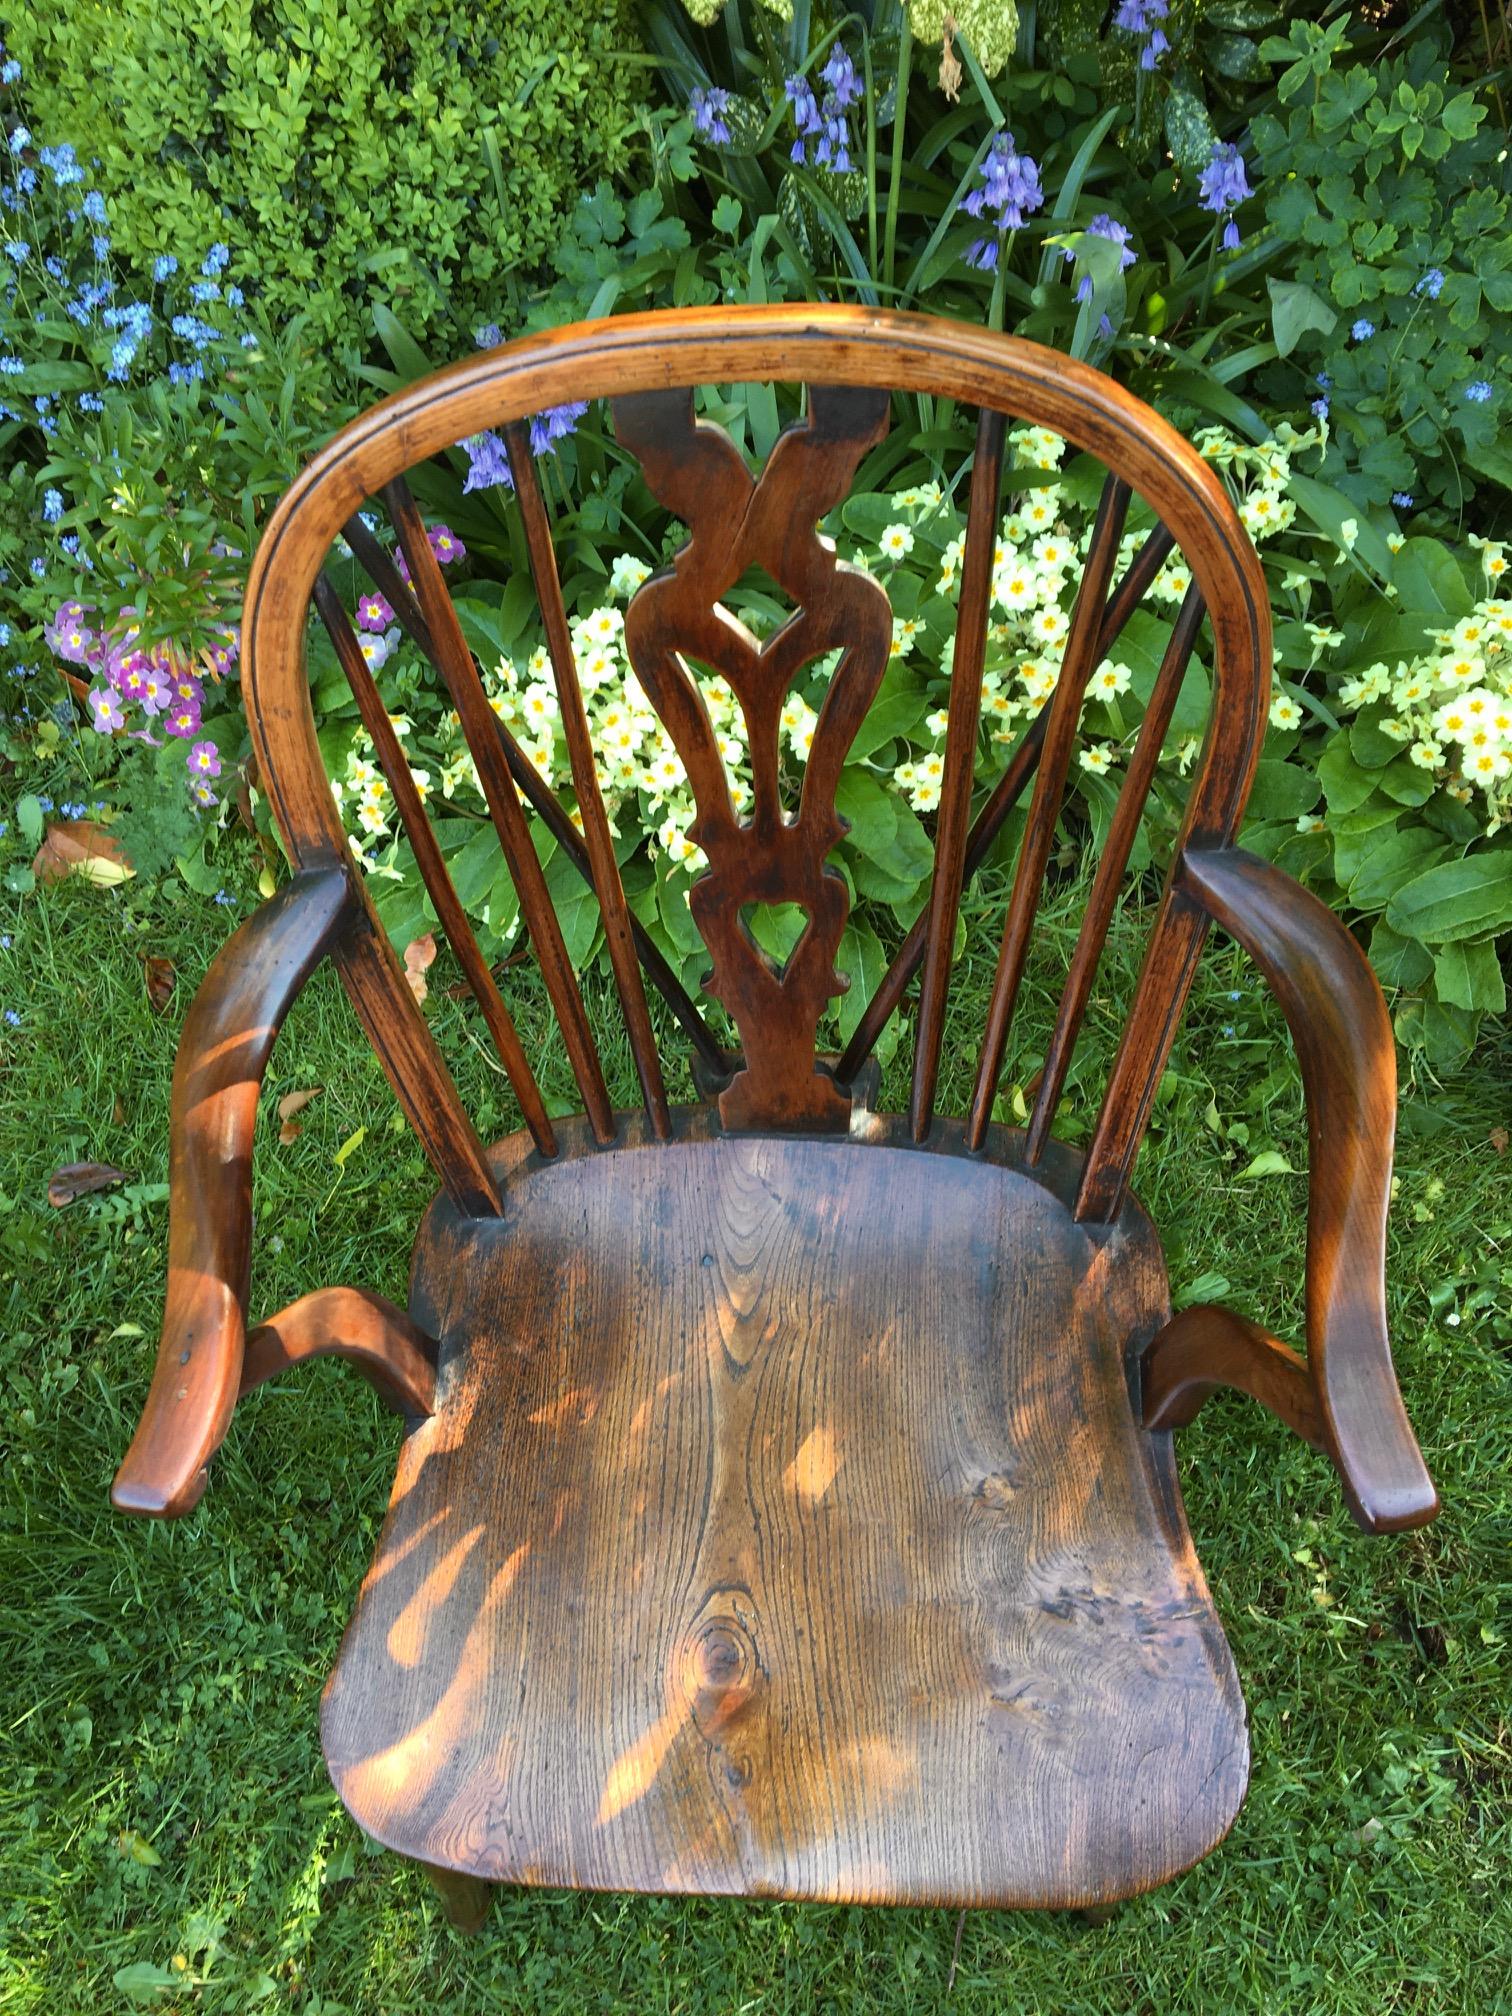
[4, 0, 644, 354]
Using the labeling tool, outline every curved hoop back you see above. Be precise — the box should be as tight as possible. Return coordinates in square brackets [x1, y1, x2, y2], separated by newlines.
[241, 305, 1271, 1221]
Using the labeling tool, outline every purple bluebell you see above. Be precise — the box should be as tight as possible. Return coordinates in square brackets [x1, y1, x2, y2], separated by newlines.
[42, 487, 63, 523]
[690, 86, 733, 146]
[962, 129, 1044, 269]
[1392, 493, 1413, 509]
[1465, 379, 1493, 403]
[1198, 140, 1250, 251]
[1114, 0, 1169, 70]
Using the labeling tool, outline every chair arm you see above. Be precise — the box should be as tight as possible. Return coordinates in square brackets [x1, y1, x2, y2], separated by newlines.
[112, 867, 354, 1517]
[1147, 846, 1437, 1535]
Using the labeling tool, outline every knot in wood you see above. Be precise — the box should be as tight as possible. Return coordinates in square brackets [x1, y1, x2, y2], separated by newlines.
[681, 1609, 762, 1736]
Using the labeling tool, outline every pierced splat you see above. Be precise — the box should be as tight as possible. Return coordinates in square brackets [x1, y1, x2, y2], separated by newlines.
[614, 384, 891, 1132]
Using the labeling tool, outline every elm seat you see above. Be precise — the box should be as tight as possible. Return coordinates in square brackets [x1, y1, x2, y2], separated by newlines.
[108, 306, 1436, 1929]
[322, 1120, 1248, 1907]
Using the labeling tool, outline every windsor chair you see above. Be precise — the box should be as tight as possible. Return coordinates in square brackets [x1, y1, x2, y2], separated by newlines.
[112, 306, 1437, 1925]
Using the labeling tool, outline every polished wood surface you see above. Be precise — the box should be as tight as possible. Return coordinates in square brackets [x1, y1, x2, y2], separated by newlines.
[323, 1119, 1247, 1908]
[112, 868, 354, 1517]
[241, 1287, 438, 1421]
[1176, 847, 1438, 1533]
[1141, 1304, 1324, 1448]
[614, 383, 892, 1131]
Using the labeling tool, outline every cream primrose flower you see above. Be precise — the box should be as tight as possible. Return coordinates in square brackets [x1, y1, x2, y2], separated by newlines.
[1089, 659, 1132, 699]
[609, 554, 652, 596]
[879, 523, 915, 560]
[1295, 814, 1326, 834]
[891, 616, 921, 658]
[994, 562, 1037, 612]
[1078, 745, 1114, 775]
[1436, 650, 1485, 689]
[1269, 694, 1304, 730]
[1408, 739, 1444, 770]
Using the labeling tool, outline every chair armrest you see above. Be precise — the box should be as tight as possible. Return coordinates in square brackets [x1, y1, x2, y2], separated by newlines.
[1150, 845, 1437, 1535]
[112, 867, 354, 1517]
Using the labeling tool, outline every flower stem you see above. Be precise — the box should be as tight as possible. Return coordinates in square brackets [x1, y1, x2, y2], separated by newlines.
[882, 17, 912, 299]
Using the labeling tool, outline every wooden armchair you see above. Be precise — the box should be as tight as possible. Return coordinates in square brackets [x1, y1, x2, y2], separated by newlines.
[112, 307, 1435, 1923]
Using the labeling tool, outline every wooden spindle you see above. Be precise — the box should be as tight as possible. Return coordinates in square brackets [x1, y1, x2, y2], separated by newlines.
[965, 476, 1131, 1152]
[314, 577, 557, 1158]
[503, 423, 670, 1140]
[383, 478, 616, 1146]
[835, 519, 1176, 1086]
[909, 408, 1005, 1142]
[1024, 585, 1206, 1164]
[341, 516, 726, 1082]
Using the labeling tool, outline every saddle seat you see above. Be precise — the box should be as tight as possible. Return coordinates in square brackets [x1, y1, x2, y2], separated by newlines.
[321, 1113, 1249, 1909]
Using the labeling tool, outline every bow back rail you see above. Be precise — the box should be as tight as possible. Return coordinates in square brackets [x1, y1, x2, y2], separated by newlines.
[240, 305, 1271, 1208]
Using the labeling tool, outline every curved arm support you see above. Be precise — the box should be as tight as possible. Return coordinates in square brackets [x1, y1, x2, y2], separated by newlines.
[112, 867, 355, 1518]
[1143, 1305, 1324, 1448]
[241, 1288, 437, 1418]
[1166, 847, 1437, 1534]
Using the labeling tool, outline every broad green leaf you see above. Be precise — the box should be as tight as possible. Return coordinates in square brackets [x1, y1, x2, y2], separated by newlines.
[1391, 537, 1473, 622]
[1238, 1149, 1296, 1179]
[1370, 919, 1434, 990]
[1432, 937, 1506, 1014]
[1245, 758, 1319, 823]
[447, 820, 501, 911]
[1317, 735, 1379, 815]
[1385, 849, 1512, 944]
[543, 842, 603, 970]
[112, 1964, 181, 2003]
[834, 766, 899, 864]
[1267, 278, 1337, 358]
[1348, 827, 1448, 912]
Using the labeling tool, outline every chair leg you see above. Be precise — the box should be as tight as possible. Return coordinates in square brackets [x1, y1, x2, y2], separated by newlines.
[421, 1859, 494, 1932]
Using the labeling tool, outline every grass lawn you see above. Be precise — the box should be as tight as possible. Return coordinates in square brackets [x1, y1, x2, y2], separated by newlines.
[1, 847, 1508, 2014]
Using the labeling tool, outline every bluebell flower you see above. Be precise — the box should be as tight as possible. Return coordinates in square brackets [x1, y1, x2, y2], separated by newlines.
[0, 623, 8, 644]
[785, 74, 822, 163]
[91, 233, 109, 261]
[28, 556, 43, 578]
[225, 284, 243, 307]
[475, 322, 503, 349]
[1311, 396, 1329, 418]
[1198, 140, 1250, 251]
[168, 360, 205, 386]
[152, 254, 178, 282]
[1, 59, 20, 84]
[1465, 379, 1493, 403]
[821, 44, 862, 110]
[689, 85, 733, 145]
[171, 312, 219, 349]
[214, 889, 236, 906]
[3, 238, 26, 261]
[463, 430, 513, 493]
[82, 190, 106, 223]
[60, 533, 78, 555]
[42, 488, 63, 523]
[4, 1009, 20, 1027]
[1114, 0, 1169, 70]
[0, 355, 21, 374]
[1415, 267, 1444, 299]
[1392, 492, 1413, 509]
[202, 241, 229, 276]
[1351, 318, 1375, 340]
[963, 129, 1044, 269]
[15, 166, 33, 192]
[239, 331, 257, 348]
[77, 390, 103, 413]
[44, 254, 63, 280]
[190, 278, 219, 303]
[8, 125, 28, 155]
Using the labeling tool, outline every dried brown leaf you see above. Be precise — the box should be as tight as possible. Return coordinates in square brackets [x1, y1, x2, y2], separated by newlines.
[403, 933, 437, 1004]
[48, 1162, 129, 1208]
[32, 820, 135, 887]
[277, 1086, 322, 1145]
[143, 956, 176, 1014]
[1491, 1126, 1508, 1156]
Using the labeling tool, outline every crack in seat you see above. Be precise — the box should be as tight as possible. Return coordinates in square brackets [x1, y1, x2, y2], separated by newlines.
[321, 1117, 1248, 1907]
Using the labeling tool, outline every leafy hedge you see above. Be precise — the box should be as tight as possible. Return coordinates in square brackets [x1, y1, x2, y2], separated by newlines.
[4, 0, 642, 354]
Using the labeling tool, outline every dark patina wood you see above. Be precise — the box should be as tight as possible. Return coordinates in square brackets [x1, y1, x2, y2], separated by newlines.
[323, 1117, 1247, 1909]
[110, 305, 1437, 1921]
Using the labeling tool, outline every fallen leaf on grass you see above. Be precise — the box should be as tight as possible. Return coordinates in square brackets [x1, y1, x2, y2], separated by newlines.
[49, 1162, 129, 1208]
[142, 956, 176, 1014]
[1237, 1149, 1296, 1180]
[277, 1086, 321, 1145]
[1491, 1127, 1508, 1155]
[32, 821, 135, 887]
[403, 933, 436, 1003]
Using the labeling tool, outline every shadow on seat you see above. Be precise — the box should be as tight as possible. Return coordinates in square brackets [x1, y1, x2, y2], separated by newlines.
[321, 1116, 1249, 1909]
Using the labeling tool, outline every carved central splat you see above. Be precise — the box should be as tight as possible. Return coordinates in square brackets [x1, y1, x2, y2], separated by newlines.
[614, 384, 892, 1131]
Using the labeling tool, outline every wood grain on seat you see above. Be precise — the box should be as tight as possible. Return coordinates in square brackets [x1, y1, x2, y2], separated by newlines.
[322, 1119, 1248, 1908]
